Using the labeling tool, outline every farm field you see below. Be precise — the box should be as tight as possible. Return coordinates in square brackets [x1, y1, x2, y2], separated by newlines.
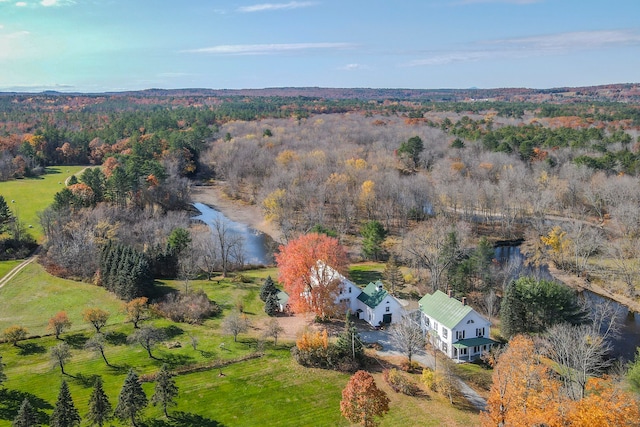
[0, 165, 88, 241]
[0, 266, 481, 426]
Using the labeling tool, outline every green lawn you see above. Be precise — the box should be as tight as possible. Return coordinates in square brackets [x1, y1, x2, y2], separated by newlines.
[0, 260, 21, 280]
[0, 266, 480, 426]
[0, 166, 88, 241]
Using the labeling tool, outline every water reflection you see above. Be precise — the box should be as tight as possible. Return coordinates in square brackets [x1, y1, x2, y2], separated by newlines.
[192, 202, 274, 266]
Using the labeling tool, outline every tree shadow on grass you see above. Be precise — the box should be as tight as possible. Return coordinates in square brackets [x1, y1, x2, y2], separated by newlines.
[163, 325, 184, 339]
[348, 268, 383, 286]
[105, 331, 128, 345]
[160, 353, 195, 369]
[18, 343, 46, 356]
[0, 388, 52, 423]
[71, 372, 100, 388]
[143, 411, 226, 427]
[64, 332, 88, 349]
[146, 281, 176, 300]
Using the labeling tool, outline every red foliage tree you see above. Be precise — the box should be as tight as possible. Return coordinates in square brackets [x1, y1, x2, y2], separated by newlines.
[340, 370, 390, 427]
[275, 233, 348, 317]
[48, 311, 72, 340]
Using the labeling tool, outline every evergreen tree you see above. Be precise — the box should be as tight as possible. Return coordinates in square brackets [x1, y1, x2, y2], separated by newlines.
[259, 276, 278, 302]
[264, 293, 280, 316]
[12, 398, 38, 427]
[87, 377, 112, 427]
[151, 364, 179, 418]
[360, 220, 387, 261]
[0, 354, 6, 386]
[0, 195, 12, 234]
[50, 380, 81, 427]
[336, 312, 364, 361]
[382, 254, 404, 296]
[115, 369, 148, 427]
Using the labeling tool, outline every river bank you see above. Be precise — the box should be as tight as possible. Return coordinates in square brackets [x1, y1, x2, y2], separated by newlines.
[190, 183, 284, 244]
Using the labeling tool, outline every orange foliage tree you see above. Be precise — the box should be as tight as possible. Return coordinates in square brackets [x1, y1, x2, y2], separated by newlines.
[276, 232, 348, 317]
[482, 335, 640, 427]
[47, 311, 72, 339]
[82, 308, 110, 333]
[123, 297, 149, 328]
[340, 370, 390, 427]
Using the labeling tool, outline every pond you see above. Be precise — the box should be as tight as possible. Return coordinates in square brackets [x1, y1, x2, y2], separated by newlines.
[495, 244, 640, 362]
[192, 202, 275, 266]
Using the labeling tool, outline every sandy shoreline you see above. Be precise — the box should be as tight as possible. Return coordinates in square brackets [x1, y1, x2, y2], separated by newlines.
[190, 184, 283, 243]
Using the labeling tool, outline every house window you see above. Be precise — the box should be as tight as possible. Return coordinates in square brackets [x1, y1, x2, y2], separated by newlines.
[467, 319, 475, 324]
[385, 306, 390, 312]
[349, 287, 352, 293]
[433, 321, 439, 331]
[424, 317, 430, 327]
[460, 348, 467, 355]
[442, 343, 448, 353]
[474, 346, 480, 353]
[442, 328, 448, 339]
[456, 330, 465, 340]
[476, 328, 485, 337]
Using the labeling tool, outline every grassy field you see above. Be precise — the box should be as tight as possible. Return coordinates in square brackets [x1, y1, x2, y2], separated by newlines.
[0, 165, 88, 241]
[0, 266, 481, 426]
[0, 260, 21, 281]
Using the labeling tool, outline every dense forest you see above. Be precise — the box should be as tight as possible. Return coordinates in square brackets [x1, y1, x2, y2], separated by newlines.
[1, 86, 640, 311]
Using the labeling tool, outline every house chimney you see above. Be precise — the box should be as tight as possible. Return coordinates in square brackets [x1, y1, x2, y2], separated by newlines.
[462, 297, 467, 306]
[447, 290, 452, 298]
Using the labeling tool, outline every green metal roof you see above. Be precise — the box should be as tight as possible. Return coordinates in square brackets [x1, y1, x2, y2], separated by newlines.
[452, 337, 496, 349]
[418, 290, 473, 330]
[276, 290, 289, 306]
[357, 281, 388, 308]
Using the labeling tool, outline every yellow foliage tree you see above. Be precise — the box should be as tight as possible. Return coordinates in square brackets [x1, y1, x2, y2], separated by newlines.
[541, 226, 571, 268]
[262, 188, 286, 222]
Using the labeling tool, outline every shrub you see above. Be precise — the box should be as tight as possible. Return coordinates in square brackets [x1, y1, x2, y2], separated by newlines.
[154, 290, 220, 323]
[421, 368, 436, 391]
[383, 368, 420, 396]
[400, 360, 421, 373]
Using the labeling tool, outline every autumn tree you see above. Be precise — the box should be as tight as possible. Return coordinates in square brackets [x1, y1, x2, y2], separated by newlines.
[340, 370, 390, 427]
[127, 326, 166, 359]
[151, 364, 178, 418]
[262, 318, 284, 346]
[87, 377, 112, 427]
[50, 380, 81, 427]
[50, 342, 72, 375]
[114, 369, 148, 427]
[82, 308, 110, 333]
[84, 333, 111, 367]
[221, 312, 250, 342]
[123, 297, 149, 329]
[276, 232, 349, 317]
[2, 325, 28, 347]
[47, 311, 71, 340]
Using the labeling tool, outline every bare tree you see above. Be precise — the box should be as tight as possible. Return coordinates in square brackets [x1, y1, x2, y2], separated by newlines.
[50, 342, 72, 375]
[262, 318, 285, 347]
[390, 314, 425, 365]
[85, 333, 111, 367]
[211, 217, 245, 277]
[608, 236, 640, 297]
[222, 312, 250, 342]
[127, 326, 166, 359]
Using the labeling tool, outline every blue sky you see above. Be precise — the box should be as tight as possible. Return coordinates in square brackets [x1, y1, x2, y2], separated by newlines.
[0, 0, 639, 92]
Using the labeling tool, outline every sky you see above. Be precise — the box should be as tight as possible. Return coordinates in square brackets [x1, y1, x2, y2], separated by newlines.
[0, 0, 639, 92]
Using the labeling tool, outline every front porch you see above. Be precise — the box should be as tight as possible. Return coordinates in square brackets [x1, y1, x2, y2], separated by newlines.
[452, 337, 496, 362]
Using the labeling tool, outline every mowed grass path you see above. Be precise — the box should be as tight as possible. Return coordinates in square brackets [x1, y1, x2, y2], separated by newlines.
[0, 165, 88, 241]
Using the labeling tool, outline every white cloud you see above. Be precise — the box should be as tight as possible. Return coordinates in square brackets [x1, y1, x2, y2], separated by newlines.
[0, 30, 30, 60]
[185, 42, 355, 55]
[40, 0, 75, 6]
[405, 29, 640, 66]
[15, 2, 27, 6]
[238, 2, 317, 13]
[339, 63, 368, 71]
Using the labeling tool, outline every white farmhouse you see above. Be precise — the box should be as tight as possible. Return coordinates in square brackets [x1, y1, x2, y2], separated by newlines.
[418, 290, 495, 361]
[310, 261, 404, 327]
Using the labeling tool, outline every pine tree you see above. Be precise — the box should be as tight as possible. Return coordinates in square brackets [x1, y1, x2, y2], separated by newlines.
[0, 354, 7, 386]
[115, 369, 148, 427]
[264, 293, 280, 316]
[50, 380, 81, 427]
[151, 364, 179, 418]
[382, 254, 404, 296]
[12, 398, 38, 427]
[87, 377, 112, 427]
[336, 313, 364, 360]
[0, 195, 12, 234]
[259, 276, 278, 302]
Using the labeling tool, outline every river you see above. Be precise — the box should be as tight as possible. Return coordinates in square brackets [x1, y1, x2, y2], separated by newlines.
[192, 202, 274, 266]
[495, 245, 640, 361]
